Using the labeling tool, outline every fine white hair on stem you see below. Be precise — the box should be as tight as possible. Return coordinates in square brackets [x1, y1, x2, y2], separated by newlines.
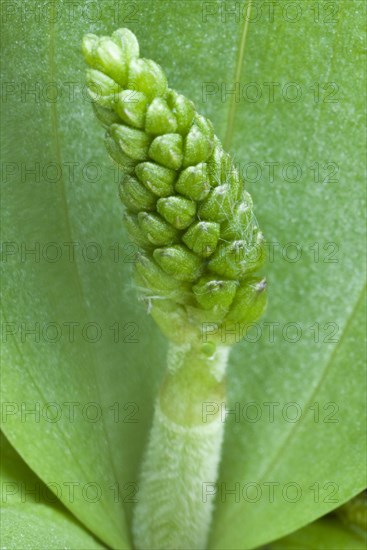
[132, 343, 230, 550]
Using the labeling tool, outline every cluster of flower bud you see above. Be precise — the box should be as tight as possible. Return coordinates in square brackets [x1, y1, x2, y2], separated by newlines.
[83, 28, 267, 346]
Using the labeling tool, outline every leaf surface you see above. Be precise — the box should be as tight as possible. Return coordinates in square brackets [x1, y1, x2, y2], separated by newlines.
[1, 1, 365, 548]
[0, 432, 106, 549]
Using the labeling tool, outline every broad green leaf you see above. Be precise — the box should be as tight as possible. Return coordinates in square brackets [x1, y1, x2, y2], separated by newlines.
[210, 1, 367, 548]
[1, 1, 365, 549]
[267, 516, 367, 550]
[0, 431, 106, 549]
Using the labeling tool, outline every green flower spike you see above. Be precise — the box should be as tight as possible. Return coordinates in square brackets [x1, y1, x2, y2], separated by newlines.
[83, 28, 267, 550]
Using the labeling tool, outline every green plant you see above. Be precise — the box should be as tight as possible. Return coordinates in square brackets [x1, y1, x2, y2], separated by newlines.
[1, 1, 366, 549]
[82, 27, 267, 548]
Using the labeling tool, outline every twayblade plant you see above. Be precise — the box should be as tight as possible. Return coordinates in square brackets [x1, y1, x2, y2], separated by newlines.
[82, 27, 267, 549]
[1, 1, 366, 549]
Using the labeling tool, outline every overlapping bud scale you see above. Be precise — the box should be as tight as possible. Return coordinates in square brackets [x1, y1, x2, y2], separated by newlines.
[83, 28, 267, 345]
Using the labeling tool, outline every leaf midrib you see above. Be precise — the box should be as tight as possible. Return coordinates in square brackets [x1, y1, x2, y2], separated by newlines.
[224, 0, 253, 150]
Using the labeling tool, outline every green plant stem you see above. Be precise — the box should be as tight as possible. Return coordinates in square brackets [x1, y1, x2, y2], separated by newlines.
[132, 342, 230, 549]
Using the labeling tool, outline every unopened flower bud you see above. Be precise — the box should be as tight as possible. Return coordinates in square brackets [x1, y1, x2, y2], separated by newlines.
[82, 33, 99, 66]
[92, 103, 120, 128]
[145, 98, 177, 135]
[86, 69, 120, 102]
[198, 184, 232, 222]
[104, 132, 137, 173]
[112, 28, 140, 61]
[128, 58, 168, 100]
[195, 114, 215, 140]
[123, 212, 152, 248]
[220, 199, 253, 240]
[182, 221, 220, 257]
[138, 212, 179, 246]
[149, 133, 183, 170]
[135, 254, 189, 302]
[110, 123, 151, 161]
[175, 163, 210, 201]
[192, 277, 238, 311]
[153, 245, 203, 282]
[135, 162, 176, 197]
[208, 232, 265, 279]
[183, 123, 213, 167]
[225, 278, 267, 324]
[157, 196, 196, 229]
[207, 140, 233, 187]
[114, 90, 148, 129]
[166, 90, 195, 134]
[119, 175, 156, 213]
[94, 37, 129, 86]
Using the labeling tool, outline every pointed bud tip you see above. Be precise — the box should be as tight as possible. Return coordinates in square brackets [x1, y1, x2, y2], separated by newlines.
[257, 278, 267, 292]
[82, 33, 98, 62]
[112, 28, 140, 58]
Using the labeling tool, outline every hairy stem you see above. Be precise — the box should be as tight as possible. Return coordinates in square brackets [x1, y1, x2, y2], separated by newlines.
[132, 342, 230, 549]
